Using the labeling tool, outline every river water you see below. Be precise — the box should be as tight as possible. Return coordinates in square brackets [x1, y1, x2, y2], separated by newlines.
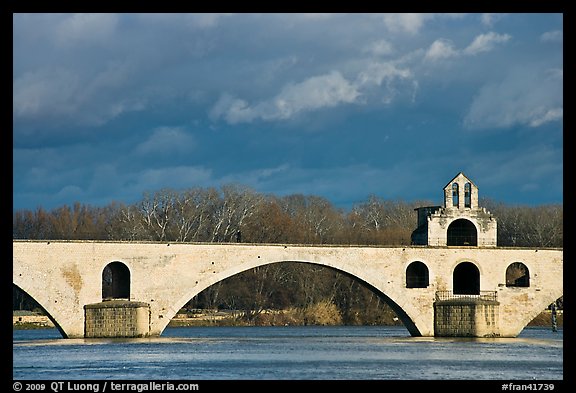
[13, 325, 563, 383]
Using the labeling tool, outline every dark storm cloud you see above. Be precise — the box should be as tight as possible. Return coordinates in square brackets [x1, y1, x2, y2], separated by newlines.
[13, 13, 563, 211]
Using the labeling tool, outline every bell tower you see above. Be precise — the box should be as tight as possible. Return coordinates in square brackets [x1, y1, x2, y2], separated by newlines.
[411, 172, 497, 247]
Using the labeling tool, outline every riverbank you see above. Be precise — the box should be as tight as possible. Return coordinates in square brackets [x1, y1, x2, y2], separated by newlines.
[13, 311, 54, 329]
[13, 309, 563, 329]
[168, 309, 564, 328]
[526, 309, 563, 327]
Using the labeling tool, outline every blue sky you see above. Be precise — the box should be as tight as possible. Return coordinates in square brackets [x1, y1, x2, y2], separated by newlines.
[13, 13, 563, 212]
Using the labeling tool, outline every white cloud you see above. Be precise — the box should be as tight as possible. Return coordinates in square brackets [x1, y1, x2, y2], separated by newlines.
[381, 13, 428, 34]
[379, 13, 466, 34]
[299, 13, 335, 20]
[529, 108, 563, 127]
[480, 13, 506, 27]
[423, 32, 511, 64]
[210, 95, 253, 124]
[183, 13, 234, 29]
[355, 62, 416, 104]
[464, 67, 563, 129]
[54, 13, 119, 47]
[136, 13, 233, 29]
[540, 30, 563, 43]
[546, 68, 563, 79]
[273, 71, 360, 115]
[424, 39, 458, 61]
[13, 68, 80, 118]
[13, 62, 146, 126]
[463, 32, 511, 55]
[135, 127, 196, 155]
[355, 62, 412, 88]
[211, 71, 360, 124]
[363, 39, 394, 57]
[211, 61, 418, 124]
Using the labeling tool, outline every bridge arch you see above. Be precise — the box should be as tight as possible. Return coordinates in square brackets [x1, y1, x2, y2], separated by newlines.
[165, 259, 424, 337]
[447, 218, 478, 246]
[453, 261, 480, 295]
[13, 284, 67, 338]
[102, 261, 131, 300]
[405, 261, 429, 288]
[506, 262, 530, 287]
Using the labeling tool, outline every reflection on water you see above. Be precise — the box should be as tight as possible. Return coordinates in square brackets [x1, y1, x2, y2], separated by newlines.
[13, 326, 563, 381]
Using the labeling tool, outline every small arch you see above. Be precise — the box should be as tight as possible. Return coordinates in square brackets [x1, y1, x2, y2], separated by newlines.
[506, 262, 530, 287]
[453, 262, 480, 295]
[102, 262, 130, 301]
[464, 182, 471, 208]
[452, 183, 459, 207]
[447, 219, 477, 246]
[406, 261, 429, 288]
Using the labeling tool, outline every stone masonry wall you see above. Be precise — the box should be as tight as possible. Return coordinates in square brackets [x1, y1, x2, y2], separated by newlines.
[434, 300, 499, 337]
[84, 300, 150, 338]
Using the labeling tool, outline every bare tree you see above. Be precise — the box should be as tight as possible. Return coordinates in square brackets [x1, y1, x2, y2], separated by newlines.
[139, 189, 177, 241]
[348, 195, 417, 245]
[209, 184, 263, 242]
[525, 205, 563, 247]
[279, 195, 342, 244]
[482, 198, 563, 247]
[112, 203, 146, 241]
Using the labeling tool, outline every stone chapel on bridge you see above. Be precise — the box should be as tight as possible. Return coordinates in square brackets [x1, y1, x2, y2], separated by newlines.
[411, 172, 498, 247]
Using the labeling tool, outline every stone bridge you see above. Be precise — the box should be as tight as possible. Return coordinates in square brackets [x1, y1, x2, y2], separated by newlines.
[13, 240, 563, 338]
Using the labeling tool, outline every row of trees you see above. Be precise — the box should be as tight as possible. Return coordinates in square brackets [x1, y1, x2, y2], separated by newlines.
[13, 183, 563, 247]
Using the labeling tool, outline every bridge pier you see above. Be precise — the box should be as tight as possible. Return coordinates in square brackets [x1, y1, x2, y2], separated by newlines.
[84, 300, 151, 338]
[434, 292, 500, 337]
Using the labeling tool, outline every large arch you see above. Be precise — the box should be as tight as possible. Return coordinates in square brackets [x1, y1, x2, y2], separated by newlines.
[453, 261, 480, 295]
[163, 260, 423, 337]
[447, 219, 478, 246]
[12, 284, 67, 338]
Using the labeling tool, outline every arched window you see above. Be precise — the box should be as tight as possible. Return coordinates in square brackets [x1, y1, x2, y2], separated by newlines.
[506, 262, 530, 287]
[453, 262, 480, 295]
[464, 182, 471, 208]
[406, 261, 429, 288]
[102, 262, 130, 300]
[447, 219, 478, 246]
[452, 183, 459, 207]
